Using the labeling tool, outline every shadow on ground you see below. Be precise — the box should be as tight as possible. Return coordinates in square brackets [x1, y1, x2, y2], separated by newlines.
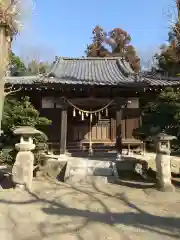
[0, 153, 180, 239]
[0, 178, 179, 239]
[108, 175, 156, 189]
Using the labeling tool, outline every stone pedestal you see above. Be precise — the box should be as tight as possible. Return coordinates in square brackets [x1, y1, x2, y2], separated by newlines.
[155, 154, 175, 192]
[12, 142, 35, 190]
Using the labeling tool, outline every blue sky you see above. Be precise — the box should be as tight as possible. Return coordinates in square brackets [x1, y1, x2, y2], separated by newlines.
[13, 0, 176, 63]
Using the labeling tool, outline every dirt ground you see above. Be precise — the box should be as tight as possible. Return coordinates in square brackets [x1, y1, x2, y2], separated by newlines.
[0, 177, 180, 240]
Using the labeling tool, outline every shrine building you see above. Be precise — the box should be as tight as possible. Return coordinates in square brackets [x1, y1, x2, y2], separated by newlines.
[5, 57, 180, 155]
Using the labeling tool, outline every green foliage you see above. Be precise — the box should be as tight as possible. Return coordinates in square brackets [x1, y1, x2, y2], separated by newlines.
[155, 44, 180, 76]
[0, 96, 52, 165]
[2, 96, 51, 131]
[155, 5, 180, 77]
[0, 148, 15, 165]
[10, 52, 27, 76]
[134, 88, 180, 148]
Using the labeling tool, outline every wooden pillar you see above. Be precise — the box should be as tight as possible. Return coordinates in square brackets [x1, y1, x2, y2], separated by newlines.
[60, 107, 67, 154]
[110, 118, 115, 142]
[116, 107, 123, 156]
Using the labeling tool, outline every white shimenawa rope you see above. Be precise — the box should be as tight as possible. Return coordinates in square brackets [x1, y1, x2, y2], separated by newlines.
[64, 98, 114, 114]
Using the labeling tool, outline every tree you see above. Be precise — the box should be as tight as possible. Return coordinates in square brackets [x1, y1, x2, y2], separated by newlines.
[85, 26, 140, 72]
[155, 1, 180, 76]
[19, 44, 54, 75]
[27, 60, 51, 74]
[0, 0, 35, 136]
[134, 87, 180, 149]
[154, 44, 180, 76]
[0, 96, 52, 165]
[9, 52, 51, 76]
[154, 32, 180, 76]
[0, 0, 25, 136]
[10, 51, 27, 76]
[2, 96, 51, 131]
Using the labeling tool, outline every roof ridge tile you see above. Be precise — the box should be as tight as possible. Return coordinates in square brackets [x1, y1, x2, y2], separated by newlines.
[60, 56, 124, 61]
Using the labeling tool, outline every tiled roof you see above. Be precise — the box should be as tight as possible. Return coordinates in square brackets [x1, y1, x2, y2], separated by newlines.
[5, 57, 142, 86]
[46, 57, 138, 86]
[5, 75, 41, 85]
[143, 76, 180, 86]
[4, 57, 180, 87]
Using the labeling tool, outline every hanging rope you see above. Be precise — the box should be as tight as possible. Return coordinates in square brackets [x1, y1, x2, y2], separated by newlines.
[64, 98, 114, 114]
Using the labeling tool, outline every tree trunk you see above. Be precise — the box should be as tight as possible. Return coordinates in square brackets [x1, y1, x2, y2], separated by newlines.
[0, 79, 4, 135]
[0, 27, 9, 135]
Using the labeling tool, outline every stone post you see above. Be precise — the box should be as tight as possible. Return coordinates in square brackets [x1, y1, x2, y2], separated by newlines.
[12, 127, 42, 190]
[155, 132, 176, 192]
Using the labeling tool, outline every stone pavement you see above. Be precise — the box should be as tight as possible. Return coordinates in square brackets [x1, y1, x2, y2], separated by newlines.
[0, 177, 180, 240]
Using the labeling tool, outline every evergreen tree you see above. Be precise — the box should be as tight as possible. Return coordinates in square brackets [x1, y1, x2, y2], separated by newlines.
[10, 52, 27, 76]
[155, 1, 180, 76]
[134, 87, 180, 147]
[0, 96, 51, 165]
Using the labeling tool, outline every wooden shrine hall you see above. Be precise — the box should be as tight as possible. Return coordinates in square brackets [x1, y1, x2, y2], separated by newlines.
[5, 57, 180, 155]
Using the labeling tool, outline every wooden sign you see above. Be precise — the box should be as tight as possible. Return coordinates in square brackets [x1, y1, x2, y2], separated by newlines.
[42, 97, 55, 108]
[127, 98, 139, 108]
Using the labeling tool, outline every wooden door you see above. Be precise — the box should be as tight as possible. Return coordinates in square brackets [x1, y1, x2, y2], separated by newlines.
[122, 109, 140, 139]
[69, 117, 111, 143]
[91, 118, 110, 141]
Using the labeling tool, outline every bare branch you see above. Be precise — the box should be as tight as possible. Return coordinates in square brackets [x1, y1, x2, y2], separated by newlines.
[5, 0, 18, 13]
[4, 85, 13, 91]
[4, 86, 22, 96]
[164, 0, 179, 35]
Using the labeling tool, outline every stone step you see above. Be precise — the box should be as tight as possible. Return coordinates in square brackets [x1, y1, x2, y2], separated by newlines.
[68, 166, 113, 176]
[64, 159, 116, 183]
[48, 142, 115, 153]
[65, 175, 108, 184]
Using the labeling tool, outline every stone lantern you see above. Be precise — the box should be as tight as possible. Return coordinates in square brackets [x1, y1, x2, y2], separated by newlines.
[12, 126, 42, 190]
[155, 132, 177, 192]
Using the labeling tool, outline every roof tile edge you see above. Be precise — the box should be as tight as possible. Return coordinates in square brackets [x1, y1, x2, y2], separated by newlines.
[59, 56, 125, 60]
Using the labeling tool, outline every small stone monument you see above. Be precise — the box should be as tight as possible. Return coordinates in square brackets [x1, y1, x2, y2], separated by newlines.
[12, 126, 42, 190]
[155, 132, 176, 192]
